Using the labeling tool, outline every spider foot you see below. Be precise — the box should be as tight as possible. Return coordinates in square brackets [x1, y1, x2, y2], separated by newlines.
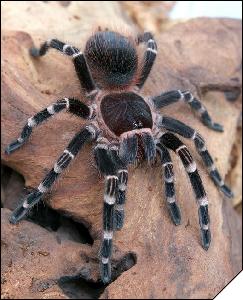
[167, 202, 181, 225]
[29, 47, 41, 57]
[200, 228, 211, 250]
[5, 139, 24, 155]
[9, 205, 28, 224]
[206, 122, 224, 132]
[200, 110, 224, 132]
[9, 189, 43, 224]
[100, 259, 111, 284]
[220, 184, 234, 198]
[209, 169, 234, 199]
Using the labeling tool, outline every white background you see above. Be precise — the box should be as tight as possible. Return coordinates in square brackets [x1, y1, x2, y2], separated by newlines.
[215, 272, 243, 300]
[170, 1, 242, 19]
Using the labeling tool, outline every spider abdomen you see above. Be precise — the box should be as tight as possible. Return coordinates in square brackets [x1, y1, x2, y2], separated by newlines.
[100, 92, 153, 136]
[84, 31, 138, 88]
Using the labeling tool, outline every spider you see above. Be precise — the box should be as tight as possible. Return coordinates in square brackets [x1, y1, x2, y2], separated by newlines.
[5, 29, 233, 284]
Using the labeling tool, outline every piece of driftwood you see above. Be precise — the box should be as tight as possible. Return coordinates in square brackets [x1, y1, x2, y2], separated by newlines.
[1, 3, 242, 298]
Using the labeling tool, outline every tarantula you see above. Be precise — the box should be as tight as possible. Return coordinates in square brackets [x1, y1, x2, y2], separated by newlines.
[5, 29, 233, 283]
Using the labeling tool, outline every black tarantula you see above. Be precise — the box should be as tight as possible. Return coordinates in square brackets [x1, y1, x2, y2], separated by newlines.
[5, 29, 233, 283]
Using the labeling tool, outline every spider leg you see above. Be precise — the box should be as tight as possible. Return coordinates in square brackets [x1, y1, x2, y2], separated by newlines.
[157, 115, 233, 198]
[135, 32, 157, 90]
[109, 145, 128, 230]
[5, 98, 95, 154]
[94, 142, 119, 283]
[152, 90, 223, 132]
[9, 124, 98, 224]
[160, 132, 211, 250]
[156, 143, 181, 225]
[30, 39, 97, 97]
[115, 168, 128, 230]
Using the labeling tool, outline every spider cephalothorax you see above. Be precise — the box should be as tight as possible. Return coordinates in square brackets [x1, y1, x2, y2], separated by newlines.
[5, 28, 233, 284]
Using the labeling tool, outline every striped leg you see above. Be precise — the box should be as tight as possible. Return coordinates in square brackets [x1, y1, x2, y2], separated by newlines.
[115, 169, 128, 230]
[157, 115, 233, 198]
[109, 145, 128, 231]
[9, 125, 97, 224]
[193, 132, 233, 198]
[5, 98, 95, 154]
[30, 39, 98, 97]
[156, 143, 181, 225]
[152, 90, 223, 132]
[160, 132, 211, 250]
[136, 32, 157, 90]
[94, 143, 119, 283]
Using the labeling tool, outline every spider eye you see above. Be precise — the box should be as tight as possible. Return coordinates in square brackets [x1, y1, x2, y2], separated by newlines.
[133, 120, 144, 129]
